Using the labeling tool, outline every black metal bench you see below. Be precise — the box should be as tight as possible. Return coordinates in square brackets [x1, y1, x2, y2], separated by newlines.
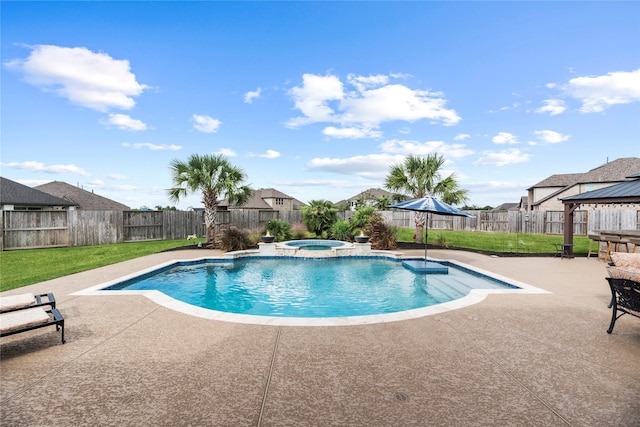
[605, 277, 640, 333]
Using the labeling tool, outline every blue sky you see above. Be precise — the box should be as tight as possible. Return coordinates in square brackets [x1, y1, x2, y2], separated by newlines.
[2, 1, 639, 210]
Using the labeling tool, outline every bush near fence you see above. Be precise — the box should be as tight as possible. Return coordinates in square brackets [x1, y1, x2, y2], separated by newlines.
[1, 208, 638, 250]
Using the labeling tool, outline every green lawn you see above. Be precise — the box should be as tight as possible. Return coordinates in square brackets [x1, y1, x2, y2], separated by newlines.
[0, 231, 591, 292]
[395, 229, 591, 255]
[0, 239, 204, 292]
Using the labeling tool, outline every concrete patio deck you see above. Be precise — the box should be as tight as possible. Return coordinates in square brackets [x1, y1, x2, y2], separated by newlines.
[1, 249, 638, 426]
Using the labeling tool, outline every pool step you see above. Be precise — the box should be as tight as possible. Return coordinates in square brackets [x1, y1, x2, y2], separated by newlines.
[425, 277, 475, 300]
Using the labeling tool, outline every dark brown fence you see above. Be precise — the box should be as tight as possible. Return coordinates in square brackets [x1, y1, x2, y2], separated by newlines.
[1, 208, 638, 250]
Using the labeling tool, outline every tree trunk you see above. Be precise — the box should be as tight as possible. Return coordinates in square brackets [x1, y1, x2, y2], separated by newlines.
[414, 211, 427, 244]
[203, 192, 218, 247]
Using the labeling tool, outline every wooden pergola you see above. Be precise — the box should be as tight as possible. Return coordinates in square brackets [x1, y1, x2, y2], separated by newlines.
[561, 176, 640, 258]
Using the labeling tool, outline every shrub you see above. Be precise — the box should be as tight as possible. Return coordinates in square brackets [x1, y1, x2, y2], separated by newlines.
[330, 219, 353, 241]
[291, 223, 309, 240]
[292, 229, 309, 239]
[435, 231, 448, 248]
[365, 213, 397, 250]
[301, 200, 338, 238]
[349, 207, 376, 234]
[219, 226, 253, 252]
[264, 219, 293, 242]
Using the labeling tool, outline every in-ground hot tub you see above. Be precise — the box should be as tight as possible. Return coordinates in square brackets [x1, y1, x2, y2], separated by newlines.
[283, 239, 347, 250]
[262, 239, 361, 258]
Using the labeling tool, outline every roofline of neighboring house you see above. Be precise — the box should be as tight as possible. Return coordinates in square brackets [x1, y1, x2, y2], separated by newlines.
[530, 185, 572, 207]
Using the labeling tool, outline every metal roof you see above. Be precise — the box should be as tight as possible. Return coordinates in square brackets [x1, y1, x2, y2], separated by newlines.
[562, 178, 640, 202]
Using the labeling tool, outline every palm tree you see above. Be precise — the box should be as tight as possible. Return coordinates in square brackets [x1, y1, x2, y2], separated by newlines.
[301, 200, 338, 238]
[374, 195, 391, 210]
[384, 153, 468, 244]
[167, 154, 252, 247]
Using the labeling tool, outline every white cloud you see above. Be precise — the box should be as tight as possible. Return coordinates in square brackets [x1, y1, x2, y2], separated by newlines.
[1, 160, 90, 176]
[273, 179, 355, 188]
[250, 149, 280, 159]
[113, 184, 138, 191]
[535, 99, 566, 115]
[244, 87, 262, 103]
[214, 148, 237, 157]
[488, 103, 521, 113]
[287, 73, 344, 127]
[286, 72, 460, 135]
[379, 139, 473, 159]
[346, 73, 389, 91]
[322, 126, 382, 139]
[474, 149, 531, 166]
[121, 142, 182, 151]
[454, 133, 470, 141]
[307, 153, 406, 179]
[108, 173, 128, 180]
[492, 132, 519, 145]
[534, 130, 570, 144]
[563, 69, 640, 112]
[5, 44, 149, 111]
[341, 83, 460, 126]
[104, 113, 148, 131]
[192, 114, 222, 133]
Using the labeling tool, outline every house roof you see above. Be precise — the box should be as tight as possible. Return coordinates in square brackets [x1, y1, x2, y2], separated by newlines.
[0, 177, 75, 207]
[220, 188, 305, 209]
[336, 188, 395, 205]
[491, 202, 520, 211]
[528, 157, 640, 189]
[35, 181, 131, 210]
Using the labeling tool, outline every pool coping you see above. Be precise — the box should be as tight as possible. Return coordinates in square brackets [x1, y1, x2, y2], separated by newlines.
[71, 254, 549, 326]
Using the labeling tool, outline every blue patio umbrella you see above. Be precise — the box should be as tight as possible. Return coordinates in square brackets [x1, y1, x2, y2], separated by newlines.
[390, 196, 474, 261]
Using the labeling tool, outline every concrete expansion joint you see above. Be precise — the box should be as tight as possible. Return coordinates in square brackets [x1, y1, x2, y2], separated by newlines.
[1, 305, 161, 406]
[257, 326, 282, 426]
[443, 316, 573, 427]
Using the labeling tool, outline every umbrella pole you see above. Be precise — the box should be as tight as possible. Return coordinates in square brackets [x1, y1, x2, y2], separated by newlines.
[424, 213, 429, 262]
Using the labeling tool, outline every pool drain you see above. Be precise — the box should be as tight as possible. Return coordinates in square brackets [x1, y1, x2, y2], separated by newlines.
[395, 392, 408, 402]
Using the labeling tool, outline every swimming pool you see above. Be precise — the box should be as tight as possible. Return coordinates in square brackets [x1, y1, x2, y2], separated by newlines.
[72, 251, 548, 326]
[102, 257, 519, 318]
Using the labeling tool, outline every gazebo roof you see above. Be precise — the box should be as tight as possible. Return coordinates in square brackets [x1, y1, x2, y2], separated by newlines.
[562, 176, 640, 204]
[560, 175, 640, 257]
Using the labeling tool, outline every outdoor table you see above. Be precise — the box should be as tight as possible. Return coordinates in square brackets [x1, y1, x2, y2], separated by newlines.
[597, 230, 640, 260]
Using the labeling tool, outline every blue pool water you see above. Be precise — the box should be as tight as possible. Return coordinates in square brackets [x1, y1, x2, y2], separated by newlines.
[106, 257, 517, 318]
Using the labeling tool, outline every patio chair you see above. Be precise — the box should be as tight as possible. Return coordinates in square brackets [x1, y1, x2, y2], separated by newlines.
[0, 306, 65, 344]
[0, 293, 56, 313]
[605, 277, 640, 334]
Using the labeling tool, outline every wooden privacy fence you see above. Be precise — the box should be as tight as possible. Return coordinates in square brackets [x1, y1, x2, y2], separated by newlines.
[1, 210, 206, 250]
[1, 208, 638, 250]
